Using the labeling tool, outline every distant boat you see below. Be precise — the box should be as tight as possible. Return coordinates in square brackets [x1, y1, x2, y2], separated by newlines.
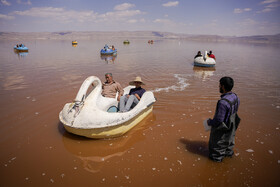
[14, 44, 28, 52]
[123, 40, 130, 44]
[72, 40, 78, 45]
[59, 76, 156, 138]
[194, 51, 216, 67]
[100, 44, 117, 55]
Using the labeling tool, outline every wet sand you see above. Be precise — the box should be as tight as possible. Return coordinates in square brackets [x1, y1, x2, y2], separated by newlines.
[0, 39, 280, 186]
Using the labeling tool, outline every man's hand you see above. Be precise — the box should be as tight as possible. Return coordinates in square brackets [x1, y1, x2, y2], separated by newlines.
[134, 94, 140, 100]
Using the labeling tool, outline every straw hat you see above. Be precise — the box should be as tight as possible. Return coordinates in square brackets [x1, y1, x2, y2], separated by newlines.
[129, 76, 145, 85]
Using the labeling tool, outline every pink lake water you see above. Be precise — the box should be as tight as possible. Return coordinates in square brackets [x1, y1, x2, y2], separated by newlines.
[0, 39, 280, 186]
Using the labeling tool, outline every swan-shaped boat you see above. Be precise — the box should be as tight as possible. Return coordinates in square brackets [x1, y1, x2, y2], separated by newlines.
[59, 76, 156, 138]
[194, 51, 216, 67]
[14, 44, 28, 52]
[100, 44, 117, 55]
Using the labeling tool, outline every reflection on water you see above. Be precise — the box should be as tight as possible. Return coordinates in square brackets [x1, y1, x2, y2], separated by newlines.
[193, 66, 215, 81]
[2, 73, 27, 90]
[62, 113, 156, 174]
[14, 49, 28, 59]
[100, 54, 117, 64]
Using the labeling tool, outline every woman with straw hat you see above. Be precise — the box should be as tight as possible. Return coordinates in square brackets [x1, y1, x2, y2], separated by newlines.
[119, 76, 146, 112]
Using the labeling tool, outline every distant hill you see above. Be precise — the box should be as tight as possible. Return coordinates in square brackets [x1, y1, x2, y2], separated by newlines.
[0, 31, 279, 44]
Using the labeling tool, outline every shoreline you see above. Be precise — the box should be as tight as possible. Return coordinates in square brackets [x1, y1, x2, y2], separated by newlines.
[0, 31, 279, 44]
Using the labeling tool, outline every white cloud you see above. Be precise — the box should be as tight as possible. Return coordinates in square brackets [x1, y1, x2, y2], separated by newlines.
[265, 3, 279, 7]
[11, 6, 144, 24]
[0, 13, 14, 20]
[153, 18, 171, 23]
[127, 19, 137, 23]
[238, 18, 258, 26]
[13, 7, 97, 23]
[162, 1, 179, 7]
[234, 8, 252, 13]
[17, 0, 31, 5]
[98, 9, 143, 21]
[1, 0, 11, 6]
[258, 0, 279, 13]
[234, 8, 242, 13]
[244, 8, 252, 11]
[236, 18, 280, 35]
[114, 3, 135, 11]
[261, 7, 274, 12]
[260, 0, 278, 4]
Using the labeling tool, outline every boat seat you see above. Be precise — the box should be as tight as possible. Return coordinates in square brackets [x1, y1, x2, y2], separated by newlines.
[107, 106, 119, 113]
[107, 102, 136, 113]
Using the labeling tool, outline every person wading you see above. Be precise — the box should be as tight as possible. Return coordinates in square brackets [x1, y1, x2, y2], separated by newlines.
[207, 76, 241, 162]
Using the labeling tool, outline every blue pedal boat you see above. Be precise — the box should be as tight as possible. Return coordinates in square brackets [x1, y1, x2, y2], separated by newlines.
[100, 44, 117, 55]
[14, 44, 28, 52]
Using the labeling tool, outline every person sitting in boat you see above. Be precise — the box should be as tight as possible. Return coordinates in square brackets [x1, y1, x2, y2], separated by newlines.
[119, 76, 146, 112]
[112, 45, 115, 51]
[104, 44, 109, 51]
[208, 51, 216, 60]
[194, 51, 202, 59]
[101, 73, 124, 101]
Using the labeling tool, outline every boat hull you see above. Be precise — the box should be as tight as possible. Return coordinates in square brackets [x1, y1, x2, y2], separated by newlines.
[60, 106, 153, 138]
[100, 50, 117, 55]
[194, 57, 216, 67]
[100, 44, 117, 55]
[14, 46, 28, 52]
[194, 62, 215, 67]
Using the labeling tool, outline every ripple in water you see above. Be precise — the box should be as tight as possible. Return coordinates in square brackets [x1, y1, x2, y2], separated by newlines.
[150, 74, 190, 93]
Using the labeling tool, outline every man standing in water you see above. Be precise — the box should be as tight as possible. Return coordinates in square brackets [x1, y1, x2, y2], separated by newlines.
[101, 73, 123, 101]
[207, 77, 240, 162]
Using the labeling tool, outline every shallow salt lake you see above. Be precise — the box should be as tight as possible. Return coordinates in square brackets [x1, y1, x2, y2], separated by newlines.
[0, 39, 280, 186]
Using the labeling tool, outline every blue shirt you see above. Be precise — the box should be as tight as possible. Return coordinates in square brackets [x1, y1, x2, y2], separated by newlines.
[129, 87, 146, 98]
[208, 92, 240, 127]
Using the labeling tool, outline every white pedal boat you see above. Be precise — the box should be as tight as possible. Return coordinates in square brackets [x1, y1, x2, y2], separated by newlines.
[194, 51, 216, 67]
[59, 76, 156, 138]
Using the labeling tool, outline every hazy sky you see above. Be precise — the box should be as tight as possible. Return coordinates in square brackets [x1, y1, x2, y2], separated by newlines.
[0, 0, 279, 36]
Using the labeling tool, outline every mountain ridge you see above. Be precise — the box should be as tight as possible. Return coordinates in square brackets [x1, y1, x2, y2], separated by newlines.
[1, 31, 279, 44]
